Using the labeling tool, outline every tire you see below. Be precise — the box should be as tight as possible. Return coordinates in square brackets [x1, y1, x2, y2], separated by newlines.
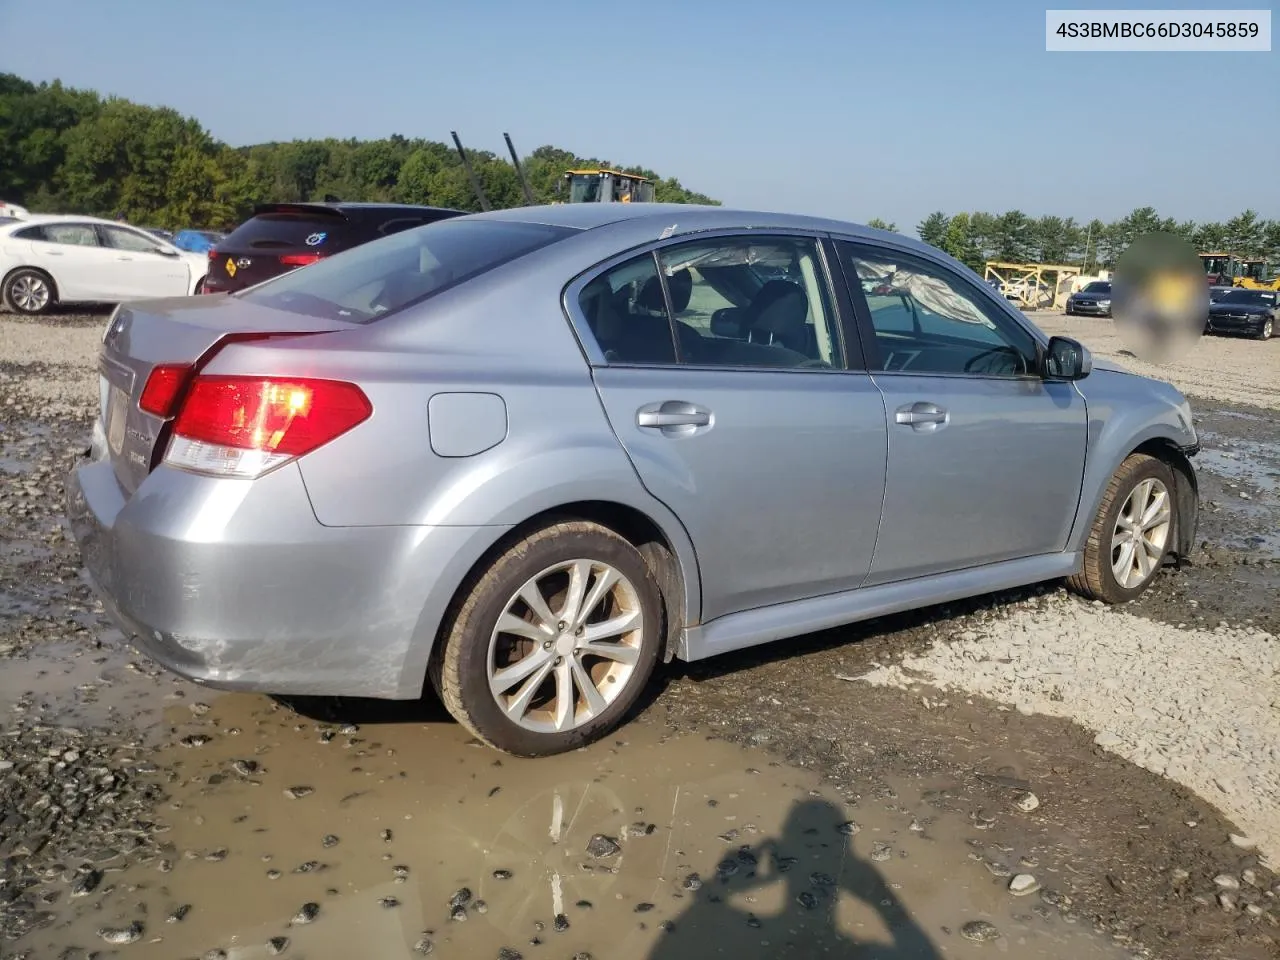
[1067, 453, 1178, 604]
[193, 276, 205, 295]
[431, 520, 663, 757]
[1259, 318, 1274, 340]
[3, 268, 56, 315]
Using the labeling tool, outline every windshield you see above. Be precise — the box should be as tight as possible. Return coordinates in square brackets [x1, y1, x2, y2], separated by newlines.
[1082, 281, 1111, 293]
[567, 174, 602, 204]
[1219, 289, 1276, 306]
[240, 218, 575, 322]
[1201, 255, 1231, 274]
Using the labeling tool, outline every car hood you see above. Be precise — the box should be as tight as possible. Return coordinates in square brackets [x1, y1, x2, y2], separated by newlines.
[1209, 303, 1269, 315]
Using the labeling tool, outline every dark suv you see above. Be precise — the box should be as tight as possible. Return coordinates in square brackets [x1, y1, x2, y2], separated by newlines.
[203, 202, 465, 294]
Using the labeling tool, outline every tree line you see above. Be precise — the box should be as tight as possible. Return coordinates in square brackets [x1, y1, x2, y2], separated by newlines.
[4, 73, 1277, 269]
[867, 207, 1280, 275]
[0, 73, 718, 230]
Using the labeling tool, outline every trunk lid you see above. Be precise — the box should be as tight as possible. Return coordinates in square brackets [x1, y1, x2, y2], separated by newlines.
[99, 294, 350, 495]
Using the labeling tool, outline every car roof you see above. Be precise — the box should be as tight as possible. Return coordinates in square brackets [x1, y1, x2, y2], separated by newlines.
[250, 201, 465, 218]
[460, 202, 939, 257]
[6, 213, 134, 227]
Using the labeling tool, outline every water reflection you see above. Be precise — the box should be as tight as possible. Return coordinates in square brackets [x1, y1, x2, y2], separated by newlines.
[649, 798, 940, 959]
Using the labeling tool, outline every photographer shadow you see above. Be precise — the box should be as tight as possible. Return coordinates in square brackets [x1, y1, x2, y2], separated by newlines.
[648, 798, 941, 960]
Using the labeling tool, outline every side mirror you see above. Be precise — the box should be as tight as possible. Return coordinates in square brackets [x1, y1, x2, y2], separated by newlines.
[1042, 335, 1092, 380]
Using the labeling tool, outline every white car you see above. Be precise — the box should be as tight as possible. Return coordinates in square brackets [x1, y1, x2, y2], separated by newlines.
[0, 214, 208, 315]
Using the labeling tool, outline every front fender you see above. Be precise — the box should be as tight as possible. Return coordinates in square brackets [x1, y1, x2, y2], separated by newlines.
[1068, 369, 1199, 555]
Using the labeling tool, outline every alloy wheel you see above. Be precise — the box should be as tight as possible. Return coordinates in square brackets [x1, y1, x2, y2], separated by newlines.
[1110, 477, 1172, 589]
[10, 274, 50, 313]
[487, 559, 644, 733]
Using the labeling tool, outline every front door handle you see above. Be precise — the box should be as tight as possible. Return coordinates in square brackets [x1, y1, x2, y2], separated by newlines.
[894, 401, 949, 430]
[637, 400, 712, 435]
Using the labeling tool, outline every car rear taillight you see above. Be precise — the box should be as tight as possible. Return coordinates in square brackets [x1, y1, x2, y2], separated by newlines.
[279, 253, 324, 267]
[165, 376, 371, 479]
[139, 363, 195, 417]
[208, 247, 219, 261]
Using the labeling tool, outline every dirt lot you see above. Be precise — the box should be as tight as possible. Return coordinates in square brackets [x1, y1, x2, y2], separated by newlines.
[1, 308, 1278, 960]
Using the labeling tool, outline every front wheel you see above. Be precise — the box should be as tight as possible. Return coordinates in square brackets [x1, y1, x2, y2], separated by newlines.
[431, 521, 663, 757]
[1067, 454, 1178, 603]
[1259, 318, 1274, 340]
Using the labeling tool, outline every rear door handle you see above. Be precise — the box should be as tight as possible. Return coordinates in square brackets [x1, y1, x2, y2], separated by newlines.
[637, 400, 712, 435]
[894, 401, 949, 429]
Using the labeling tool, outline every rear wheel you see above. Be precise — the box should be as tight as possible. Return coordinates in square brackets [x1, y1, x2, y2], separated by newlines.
[1067, 454, 1177, 603]
[3, 268, 56, 315]
[431, 521, 663, 757]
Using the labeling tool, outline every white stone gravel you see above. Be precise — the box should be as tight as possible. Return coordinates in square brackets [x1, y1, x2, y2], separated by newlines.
[860, 593, 1280, 869]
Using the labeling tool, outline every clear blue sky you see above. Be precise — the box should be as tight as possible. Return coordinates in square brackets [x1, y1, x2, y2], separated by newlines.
[2, 0, 1276, 229]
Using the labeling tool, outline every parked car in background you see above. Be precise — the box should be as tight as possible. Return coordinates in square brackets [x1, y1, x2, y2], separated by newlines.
[1065, 280, 1112, 316]
[66, 204, 1199, 757]
[0, 214, 207, 315]
[1205, 288, 1278, 340]
[0, 201, 30, 220]
[202, 201, 465, 295]
[172, 229, 226, 254]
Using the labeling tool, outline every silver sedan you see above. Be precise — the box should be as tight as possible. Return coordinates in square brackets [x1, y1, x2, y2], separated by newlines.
[66, 204, 1200, 756]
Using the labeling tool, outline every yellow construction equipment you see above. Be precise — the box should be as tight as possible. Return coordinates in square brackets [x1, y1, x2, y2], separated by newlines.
[558, 169, 656, 204]
[1233, 258, 1280, 290]
[1200, 251, 1244, 286]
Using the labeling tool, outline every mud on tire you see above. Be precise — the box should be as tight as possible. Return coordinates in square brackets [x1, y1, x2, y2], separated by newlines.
[430, 520, 663, 757]
[1067, 453, 1179, 604]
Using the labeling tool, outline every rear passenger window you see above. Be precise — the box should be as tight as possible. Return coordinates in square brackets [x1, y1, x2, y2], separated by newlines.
[579, 236, 841, 369]
[38, 224, 100, 246]
[578, 255, 677, 365]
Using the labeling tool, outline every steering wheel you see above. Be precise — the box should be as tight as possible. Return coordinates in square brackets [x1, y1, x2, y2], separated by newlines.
[963, 346, 1025, 376]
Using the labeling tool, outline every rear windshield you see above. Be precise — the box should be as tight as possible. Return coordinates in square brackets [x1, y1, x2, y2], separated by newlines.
[222, 212, 348, 252]
[239, 218, 576, 323]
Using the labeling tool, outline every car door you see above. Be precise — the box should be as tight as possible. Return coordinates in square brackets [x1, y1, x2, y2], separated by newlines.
[567, 232, 888, 624]
[97, 225, 190, 298]
[834, 238, 1088, 586]
[25, 222, 119, 301]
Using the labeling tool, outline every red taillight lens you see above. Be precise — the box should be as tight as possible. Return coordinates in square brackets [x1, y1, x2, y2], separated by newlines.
[139, 363, 194, 417]
[173, 377, 371, 457]
[279, 253, 324, 267]
[208, 247, 219, 261]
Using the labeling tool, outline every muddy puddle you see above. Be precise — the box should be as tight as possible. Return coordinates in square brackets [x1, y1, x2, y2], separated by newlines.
[0, 632, 176, 733]
[12, 688, 1129, 960]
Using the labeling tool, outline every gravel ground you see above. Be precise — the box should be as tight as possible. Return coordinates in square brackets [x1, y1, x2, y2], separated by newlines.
[1029, 311, 1280, 410]
[859, 596, 1280, 868]
[1, 307, 1279, 959]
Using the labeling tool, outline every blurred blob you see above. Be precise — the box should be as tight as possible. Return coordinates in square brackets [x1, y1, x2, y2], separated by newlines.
[1112, 233, 1208, 363]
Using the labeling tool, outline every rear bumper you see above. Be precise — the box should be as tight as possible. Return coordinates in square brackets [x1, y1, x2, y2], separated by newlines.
[65, 441, 509, 699]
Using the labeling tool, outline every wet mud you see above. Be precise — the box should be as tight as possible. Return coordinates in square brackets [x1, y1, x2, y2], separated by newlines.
[1, 387, 1278, 959]
[12, 691, 1130, 960]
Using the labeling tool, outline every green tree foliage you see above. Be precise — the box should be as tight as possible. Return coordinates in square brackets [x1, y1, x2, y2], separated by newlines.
[866, 218, 898, 232]
[916, 211, 949, 249]
[0, 74, 717, 229]
[917, 206, 1280, 270]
